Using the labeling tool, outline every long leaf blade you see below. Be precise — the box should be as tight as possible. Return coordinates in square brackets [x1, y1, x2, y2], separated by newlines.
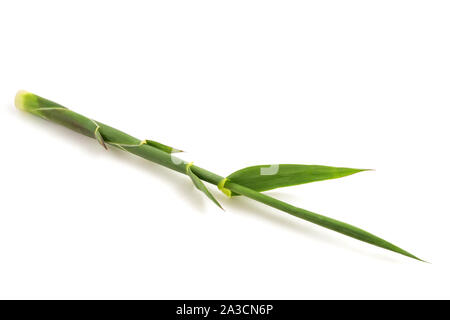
[227, 164, 369, 195]
[186, 164, 223, 210]
[226, 181, 423, 261]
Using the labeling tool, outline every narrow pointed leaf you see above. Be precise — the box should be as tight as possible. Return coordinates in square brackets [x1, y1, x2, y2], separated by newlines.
[143, 140, 183, 153]
[226, 164, 369, 195]
[226, 181, 423, 261]
[186, 164, 223, 210]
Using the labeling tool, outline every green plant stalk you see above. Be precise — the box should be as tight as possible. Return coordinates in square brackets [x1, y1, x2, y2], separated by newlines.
[15, 90, 422, 261]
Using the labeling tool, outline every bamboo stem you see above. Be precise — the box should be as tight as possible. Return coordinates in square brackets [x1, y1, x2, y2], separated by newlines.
[15, 90, 423, 261]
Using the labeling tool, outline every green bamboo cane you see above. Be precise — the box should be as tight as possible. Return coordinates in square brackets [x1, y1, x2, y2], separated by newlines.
[15, 90, 423, 261]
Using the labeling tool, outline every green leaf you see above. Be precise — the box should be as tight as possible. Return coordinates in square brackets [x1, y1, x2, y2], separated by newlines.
[143, 140, 183, 154]
[186, 163, 223, 210]
[226, 164, 369, 195]
[227, 181, 424, 262]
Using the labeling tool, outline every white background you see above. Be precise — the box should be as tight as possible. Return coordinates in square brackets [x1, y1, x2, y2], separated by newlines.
[0, 1, 449, 299]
